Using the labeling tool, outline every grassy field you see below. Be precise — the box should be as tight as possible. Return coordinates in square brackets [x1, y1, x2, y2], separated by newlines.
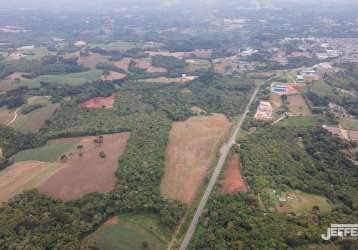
[85, 214, 169, 250]
[276, 116, 332, 127]
[14, 141, 78, 162]
[311, 80, 335, 97]
[89, 41, 138, 51]
[23, 47, 54, 60]
[11, 103, 60, 133]
[340, 118, 358, 130]
[18, 69, 103, 87]
[275, 190, 332, 215]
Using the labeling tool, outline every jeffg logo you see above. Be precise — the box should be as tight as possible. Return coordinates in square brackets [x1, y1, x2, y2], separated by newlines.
[322, 224, 358, 240]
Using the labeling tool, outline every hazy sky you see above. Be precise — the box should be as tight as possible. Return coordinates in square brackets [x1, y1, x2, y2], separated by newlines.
[1, 0, 357, 9]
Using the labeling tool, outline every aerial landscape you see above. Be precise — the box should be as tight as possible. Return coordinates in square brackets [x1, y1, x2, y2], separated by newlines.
[0, 0, 358, 249]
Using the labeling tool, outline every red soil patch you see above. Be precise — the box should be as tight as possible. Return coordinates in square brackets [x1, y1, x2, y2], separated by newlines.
[286, 85, 299, 95]
[38, 133, 130, 201]
[80, 95, 115, 109]
[103, 216, 119, 227]
[221, 154, 248, 194]
[160, 114, 232, 205]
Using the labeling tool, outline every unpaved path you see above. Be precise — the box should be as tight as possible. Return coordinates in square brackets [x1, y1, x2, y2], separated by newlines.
[6, 108, 20, 126]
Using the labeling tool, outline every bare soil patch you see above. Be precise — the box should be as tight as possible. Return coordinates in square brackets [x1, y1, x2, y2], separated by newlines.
[0, 161, 65, 204]
[6, 72, 26, 81]
[38, 133, 130, 201]
[133, 58, 167, 73]
[80, 95, 115, 109]
[221, 154, 248, 194]
[287, 94, 311, 116]
[160, 114, 232, 204]
[271, 93, 283, 109]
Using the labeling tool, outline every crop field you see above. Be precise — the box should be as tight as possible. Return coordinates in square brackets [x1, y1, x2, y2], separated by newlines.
[80, 95, 116, 109]
[311, 80, 335, 97]
[287, 94, 312, 116]
[221, 154, 248, 194]
[78, 53, 110, 69]
[38, 133, 130, 201]
[84, 214, 169, 250]
[18, 69, 103, 87]
[0, 161, 64, 203]
[160, 114, 231, 204]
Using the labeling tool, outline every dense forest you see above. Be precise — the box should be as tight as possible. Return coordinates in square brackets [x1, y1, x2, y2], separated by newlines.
[191, 126, 358, 249]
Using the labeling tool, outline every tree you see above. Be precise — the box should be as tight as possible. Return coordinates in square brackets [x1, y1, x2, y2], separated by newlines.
[60, 154, 68, 162]
[99, 151, 106, 158]
[77, 145, 84, 157]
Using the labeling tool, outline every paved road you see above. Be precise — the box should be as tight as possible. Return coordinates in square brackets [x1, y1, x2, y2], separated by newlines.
[178, 85, 260, 250]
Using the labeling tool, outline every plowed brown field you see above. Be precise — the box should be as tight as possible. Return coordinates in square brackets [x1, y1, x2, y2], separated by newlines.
[160, 114, 231, 204]
[38, 133, 130, 201]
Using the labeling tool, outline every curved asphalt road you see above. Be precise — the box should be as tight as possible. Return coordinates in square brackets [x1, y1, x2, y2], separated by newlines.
[178, 84, 260, 250]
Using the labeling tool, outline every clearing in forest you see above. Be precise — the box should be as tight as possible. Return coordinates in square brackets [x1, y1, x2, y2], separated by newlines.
[160, 114, 232, 204]
[38, 133, 130, 201]
[83, 214, 169, 250]
[80, 95, 116, 109]
[0, 161, 65, 204]
[221, 154, 248, 194]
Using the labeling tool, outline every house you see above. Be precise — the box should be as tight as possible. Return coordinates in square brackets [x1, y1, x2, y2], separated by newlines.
[254, 101, 273, 121]
[296, 75, 305, 82]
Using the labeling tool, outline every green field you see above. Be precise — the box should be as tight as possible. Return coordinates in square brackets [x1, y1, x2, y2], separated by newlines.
[18, 69, 103, 87]
[14, 141, 78, 162]
[263, 189, 332, 215]
[340, 118, 358, 130]
[281, 190, 332, 214]
[23, 47, 54, 60]
[89, 41, 138, 51]
[276, 115, 336, 127]
[311, 80, 335, 97]
[87, 214, 169, 250]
